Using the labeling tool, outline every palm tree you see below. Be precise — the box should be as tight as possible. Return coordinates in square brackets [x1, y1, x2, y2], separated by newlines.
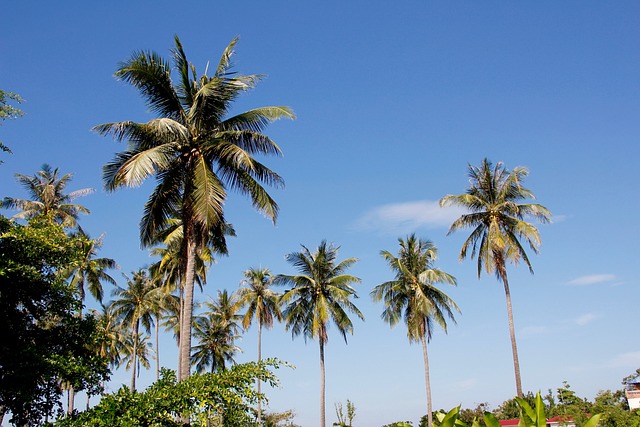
[191, 290, 242, 373]
[92, 304, 125, 374]
[276, 241, 364, 427]
[201, 290, 242, 336]
[191, 315, 241, 373]
[439, 158, 551, 397]
[110, 269, 159, 390]
[62, 228, 118, 304]
[1, 164, 93, 228]
[236, 267, 283, 424]
[95, 36, 294, 381]
[119, 333, 152, 386]
[371, 234, 459, 427]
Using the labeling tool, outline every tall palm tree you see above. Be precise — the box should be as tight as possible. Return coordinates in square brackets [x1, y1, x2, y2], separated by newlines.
[62, 229, 118, 304]
[276, 241, 364, 427]
[95, 36, 294, 381]
[439, 158, 551, 397]
[236, 267, 283, 424]
[371, 234, 459, 427]
[110, 269, 159, 390]
[1, 164, 94, 228]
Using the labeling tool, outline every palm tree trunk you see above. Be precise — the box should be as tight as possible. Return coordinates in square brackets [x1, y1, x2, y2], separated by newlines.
[132, 320, 139, 390]
[155, 318, 160, 381]
[501, 270, 523, 397]
[257, 321, 263, 425]
[319, 339, 326, 427]
[67, 385, 75, 415]
[421, 335, 433, 427]
[179, 226, 197, 382]
[177, 284, 184, 381]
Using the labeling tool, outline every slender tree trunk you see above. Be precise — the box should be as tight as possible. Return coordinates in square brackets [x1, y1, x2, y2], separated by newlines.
[155, 318, 160, 381]
[67, 385, 75, 415]
[132, 320, 139, 390]
[319, 340, 326, 427]
[501, 270, 523, 397]
[257, 321, 263, 424]
[179, 225, 197, 382]
[177, 285, 184, 381]
[421, 335, 433, 427]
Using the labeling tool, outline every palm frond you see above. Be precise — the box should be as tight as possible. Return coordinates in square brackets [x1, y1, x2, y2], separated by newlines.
[116, 50, 184, 120]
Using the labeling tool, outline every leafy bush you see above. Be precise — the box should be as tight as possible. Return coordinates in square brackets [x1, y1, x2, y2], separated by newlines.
[433, 392, 601, 427]
[51, 360, 283, 427]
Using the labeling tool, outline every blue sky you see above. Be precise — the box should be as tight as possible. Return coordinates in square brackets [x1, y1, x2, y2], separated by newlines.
[2, 1, 639, 426]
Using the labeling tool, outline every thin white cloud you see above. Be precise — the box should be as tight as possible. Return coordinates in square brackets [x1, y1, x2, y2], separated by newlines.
[607, 351, 640, 368]
[574, 313, 599, 326]
[354, 200, 466, 234]
[566, 274, 616, 286]
[452, 378, 478, 391]
[551, 214, 568, 223]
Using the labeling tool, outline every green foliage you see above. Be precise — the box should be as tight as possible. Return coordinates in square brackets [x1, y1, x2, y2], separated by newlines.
[592, 389, 640, 427]
[0, 89, 24, 159]
[0, 89, 24, 121]
[334, 399, 356, 426]
[495, 391, 538, 419]
[382, 422, 413, 427]
[547, 382, 592, 424]
[278, 240, 364, 345]
[624, 369, 640, 386]
[0, 216, 108, 426]
[52, 360, 283, 427]
[435, 393, 603, 427]
[1, 164, 94, 228]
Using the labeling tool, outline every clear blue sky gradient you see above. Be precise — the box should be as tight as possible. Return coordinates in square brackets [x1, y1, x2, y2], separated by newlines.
[2, 2, 639, 426]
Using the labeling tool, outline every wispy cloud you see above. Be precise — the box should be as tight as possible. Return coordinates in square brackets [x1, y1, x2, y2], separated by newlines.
[354, 200, 465, 234]
[607, 351, 640, 368]
[574, 313, 599, 326]
[452, 378, 478, 391]
[567, 274, 616, 286]
[551, 214, 568, 223]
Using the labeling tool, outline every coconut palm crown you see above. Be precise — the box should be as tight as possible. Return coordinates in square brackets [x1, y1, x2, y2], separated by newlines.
[439, 158, 551, 397]
[1, 164, 94, 228]
[95, 35, 294, 381]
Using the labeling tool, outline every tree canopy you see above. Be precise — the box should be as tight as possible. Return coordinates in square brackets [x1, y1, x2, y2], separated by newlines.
[0, 216, 108, 426]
